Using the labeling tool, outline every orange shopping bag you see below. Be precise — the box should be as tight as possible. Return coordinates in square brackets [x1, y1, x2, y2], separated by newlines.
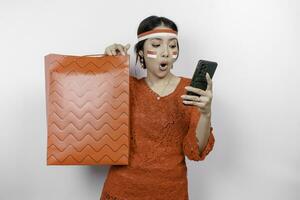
[44, 53, 130, 165]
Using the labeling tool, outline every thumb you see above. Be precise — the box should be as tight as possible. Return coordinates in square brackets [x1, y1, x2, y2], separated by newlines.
[124, 43, 130, 50]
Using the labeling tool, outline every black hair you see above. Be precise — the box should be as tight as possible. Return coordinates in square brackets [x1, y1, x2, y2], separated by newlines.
[134, 15, 179, 69]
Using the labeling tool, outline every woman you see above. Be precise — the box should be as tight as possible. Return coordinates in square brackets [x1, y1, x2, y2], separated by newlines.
[100, 15, 215, 200]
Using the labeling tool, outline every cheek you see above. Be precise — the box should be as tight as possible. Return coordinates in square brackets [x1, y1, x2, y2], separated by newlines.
[146, 50, 157, 59]
[172, 51, 178, 59]
[146, 49, 178, 59]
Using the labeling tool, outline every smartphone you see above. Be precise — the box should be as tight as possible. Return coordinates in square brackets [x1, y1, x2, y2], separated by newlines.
[185, 60, 218, 103]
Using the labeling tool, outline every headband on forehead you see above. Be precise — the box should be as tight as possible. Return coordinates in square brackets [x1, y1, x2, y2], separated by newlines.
[137, 28, 178, 42]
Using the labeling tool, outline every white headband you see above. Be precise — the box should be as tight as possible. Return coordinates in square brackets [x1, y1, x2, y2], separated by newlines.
[137, 28, 178, 42]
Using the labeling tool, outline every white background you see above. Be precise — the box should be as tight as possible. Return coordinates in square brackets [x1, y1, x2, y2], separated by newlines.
[0, 0, 299, 200]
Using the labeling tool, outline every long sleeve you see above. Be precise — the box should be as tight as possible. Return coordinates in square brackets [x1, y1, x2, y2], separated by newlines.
[182, 107, 215, 161]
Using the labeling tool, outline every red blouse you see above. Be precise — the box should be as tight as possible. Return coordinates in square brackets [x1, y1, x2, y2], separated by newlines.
[100, 75, 215, 200]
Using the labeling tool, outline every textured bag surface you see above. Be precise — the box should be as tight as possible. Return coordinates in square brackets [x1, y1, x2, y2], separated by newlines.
[45, 53, 130, 165]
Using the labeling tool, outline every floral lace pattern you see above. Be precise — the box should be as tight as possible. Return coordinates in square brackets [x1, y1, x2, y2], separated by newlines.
[100, 191, 124, 200]
[100, 76, 215, 200]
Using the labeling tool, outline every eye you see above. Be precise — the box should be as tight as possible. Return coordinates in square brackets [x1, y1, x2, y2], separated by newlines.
[152, 44, 177, 48]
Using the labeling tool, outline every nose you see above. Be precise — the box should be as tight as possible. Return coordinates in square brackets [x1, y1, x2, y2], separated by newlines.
[161, 45, 169, 58]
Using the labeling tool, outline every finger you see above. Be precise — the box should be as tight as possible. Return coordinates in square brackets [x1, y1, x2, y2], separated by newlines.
[124, 43, 130, 51]
[206, 73, 213, 92]
[106, 47, 114, 56]
[104, 48, 112, 55]
[185, 86, 206, 96]
[183, 100, 205, 107]
[115, 44, 126, 55]
[110, 44, 119, 55]
[111, 48, 117, 56]
[181, 94, 204, 102]
[123, 44, 131, 55]
[112, 44, 121, 55]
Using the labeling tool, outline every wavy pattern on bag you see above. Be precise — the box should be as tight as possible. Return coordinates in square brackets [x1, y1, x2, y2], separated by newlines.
[45, 54, 130, 165]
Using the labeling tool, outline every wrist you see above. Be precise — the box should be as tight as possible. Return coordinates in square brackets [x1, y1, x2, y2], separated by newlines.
[202, 111, 211, 118]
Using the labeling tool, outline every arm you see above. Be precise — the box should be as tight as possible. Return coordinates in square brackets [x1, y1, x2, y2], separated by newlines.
[196, 112, 212, 155]
[182, 107, 215, 161]
[182, 73, 215, 161]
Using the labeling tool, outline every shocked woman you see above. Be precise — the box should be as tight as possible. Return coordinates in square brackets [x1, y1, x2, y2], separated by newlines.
[100, 15, 215, 200]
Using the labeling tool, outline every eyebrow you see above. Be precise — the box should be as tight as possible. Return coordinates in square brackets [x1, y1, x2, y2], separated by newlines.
[151, 38, 177, 41]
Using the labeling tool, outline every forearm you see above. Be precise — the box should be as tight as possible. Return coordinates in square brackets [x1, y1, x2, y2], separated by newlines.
[195, 112, 212, 153]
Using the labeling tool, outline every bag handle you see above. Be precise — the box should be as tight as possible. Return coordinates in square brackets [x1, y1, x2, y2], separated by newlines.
[82, 53, 107, 57]
[82, 53, 129, 57]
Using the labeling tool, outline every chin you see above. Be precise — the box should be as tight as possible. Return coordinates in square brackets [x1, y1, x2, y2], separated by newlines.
[157, 70, 170, 78]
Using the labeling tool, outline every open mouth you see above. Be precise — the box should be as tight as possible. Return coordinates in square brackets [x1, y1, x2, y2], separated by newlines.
[159, 63, 168, 71]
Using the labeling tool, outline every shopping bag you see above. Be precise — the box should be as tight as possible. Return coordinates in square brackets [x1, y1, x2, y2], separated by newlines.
[45, 53, 130, 165]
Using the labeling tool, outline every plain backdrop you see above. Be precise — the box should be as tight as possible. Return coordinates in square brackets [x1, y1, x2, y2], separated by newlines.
[0, 0, 299, 200]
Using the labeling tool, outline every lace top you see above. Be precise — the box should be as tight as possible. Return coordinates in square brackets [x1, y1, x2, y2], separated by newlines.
[100, 75, 215, 200]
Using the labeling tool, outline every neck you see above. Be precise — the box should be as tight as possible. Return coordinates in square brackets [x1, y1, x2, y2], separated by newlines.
[145, 72, 174, 86]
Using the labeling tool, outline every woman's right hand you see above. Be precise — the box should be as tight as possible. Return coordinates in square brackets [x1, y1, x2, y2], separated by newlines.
[104, 43, 130, 56]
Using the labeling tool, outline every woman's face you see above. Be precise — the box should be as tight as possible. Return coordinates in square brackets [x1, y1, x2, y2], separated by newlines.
[139, 27, 179, 78]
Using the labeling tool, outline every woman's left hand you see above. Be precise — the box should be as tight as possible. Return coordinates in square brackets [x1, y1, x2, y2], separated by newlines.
[181, 73, 213, 116]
